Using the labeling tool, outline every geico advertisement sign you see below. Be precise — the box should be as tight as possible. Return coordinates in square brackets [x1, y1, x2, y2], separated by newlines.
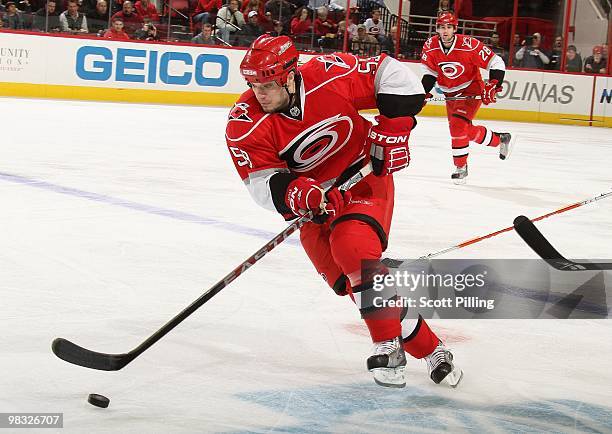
[498, 79, 574, 105]
[75, 46, 229, 87]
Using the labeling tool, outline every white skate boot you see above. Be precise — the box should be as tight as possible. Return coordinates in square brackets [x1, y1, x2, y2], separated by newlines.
[424, 341, 463, 387]
[367, 336, 407, 388]
[451, 165, 468, 184]
[497, 132, 515, 160]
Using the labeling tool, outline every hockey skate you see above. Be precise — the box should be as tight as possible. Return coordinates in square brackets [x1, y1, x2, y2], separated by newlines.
[367, 336, 407, 388]
[451, 165, 468, 184]
[424, 341, 463, 388]
[497, 132, 515, 160]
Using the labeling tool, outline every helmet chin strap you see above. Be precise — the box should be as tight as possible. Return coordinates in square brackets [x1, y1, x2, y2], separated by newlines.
[272, 87, 295, 113]
[274, 74, 297, 113]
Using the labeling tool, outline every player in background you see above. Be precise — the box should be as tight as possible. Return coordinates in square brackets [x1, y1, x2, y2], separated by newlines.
[421, 12, 515, 184]
[225, 35, 462, 388]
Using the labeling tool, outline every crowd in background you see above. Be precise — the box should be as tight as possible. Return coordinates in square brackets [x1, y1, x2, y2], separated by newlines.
[0, 0, 609, 75]
[0, 0, 161, 40]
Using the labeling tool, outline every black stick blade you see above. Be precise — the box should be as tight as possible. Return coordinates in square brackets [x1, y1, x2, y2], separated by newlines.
[52, 338, 132, 371]
[513, 215, 566, 261]
[513, 215, 609, 271]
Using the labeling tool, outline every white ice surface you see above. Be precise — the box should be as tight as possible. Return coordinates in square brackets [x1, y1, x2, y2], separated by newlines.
[1, 97, 611, 433]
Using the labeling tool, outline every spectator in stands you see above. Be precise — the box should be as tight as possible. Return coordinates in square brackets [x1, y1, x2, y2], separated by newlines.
[259, 10, 274, 33]
[352, 23, 379, 56]
[584, 45, 607, 74]
[191, 22, 217, 44]
[111, 1, 142, 35]
[0, 14, 3, 29]
[87, 0, 110, 35]
[134, 0, 158, 22]
[290, 6, 310, 35]
[382, 24, 399, 54]
[134, 19, 157, 39]
[3, 2, 25, 29]
[515, 32, 550, 69]
[216, 0, 245, 44]
[237, 10, 264, 45]
[192, 0, 221, 26]
[313, 6, 335, 36]
[243, 0, 267, 29]
[437, 0, 453, 16]
[564, 45, 582, 72]
[489, 31, 508, 65]
[364, 9, 388, 46]
[265, 0, 294, 30]
[60, 0, 88, 32]
[104, 17, 129, 38]
[269, 18, 287, 36]
[337, 19, 356, 40]
[511, 33, 521, 66]
[548, 35, 563, 70]
[33, 0, 61, 32]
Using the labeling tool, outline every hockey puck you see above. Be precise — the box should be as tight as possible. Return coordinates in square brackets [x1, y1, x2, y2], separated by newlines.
[87, 394, 110, 408]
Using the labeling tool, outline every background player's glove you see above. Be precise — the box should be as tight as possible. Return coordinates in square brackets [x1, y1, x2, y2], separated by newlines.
[285, 177, 351, 221]
[368, 115, 415, 177]
[481, 79, 502, 105]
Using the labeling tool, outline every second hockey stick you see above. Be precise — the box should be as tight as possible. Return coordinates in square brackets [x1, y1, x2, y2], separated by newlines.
[513, 215, 612, 270]
[52, 163, 373, 371]
[384, 188, 612, 268]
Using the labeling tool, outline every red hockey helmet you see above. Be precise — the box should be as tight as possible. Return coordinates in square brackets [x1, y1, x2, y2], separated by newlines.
[240, 35, 299, 86]
[436, 12, 458, 28]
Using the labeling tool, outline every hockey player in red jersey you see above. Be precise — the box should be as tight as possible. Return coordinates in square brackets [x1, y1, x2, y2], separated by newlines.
[226, 35, 463, 388]
[421, 12, 515, 184]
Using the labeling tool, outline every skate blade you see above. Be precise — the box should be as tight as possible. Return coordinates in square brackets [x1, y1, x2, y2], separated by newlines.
[444, 366, 464, 388]
[452, 177, 467, 185]
[371, 366, 406, 388]
[500, 134, 517, 160]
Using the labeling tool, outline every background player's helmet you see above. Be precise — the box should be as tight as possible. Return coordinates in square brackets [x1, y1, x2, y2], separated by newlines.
[436, 12, 458, 28]
[240, 35, 299, 87]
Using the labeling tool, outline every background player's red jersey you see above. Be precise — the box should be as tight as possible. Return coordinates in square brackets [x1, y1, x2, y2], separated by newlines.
[421, 34, 497, 94]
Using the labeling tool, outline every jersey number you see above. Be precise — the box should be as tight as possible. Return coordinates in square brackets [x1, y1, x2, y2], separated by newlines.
[357, 57, 379, 75]
[479, 45, 493, 61]
[229, 146, 252, 168]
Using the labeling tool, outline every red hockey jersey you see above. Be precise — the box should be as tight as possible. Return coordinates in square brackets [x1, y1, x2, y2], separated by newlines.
[420, 34, 498, 94]
[225, 52, 423, 212]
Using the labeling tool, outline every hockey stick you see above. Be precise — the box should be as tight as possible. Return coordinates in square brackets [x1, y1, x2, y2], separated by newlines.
[425, 95, 481, 102]
[383, 189, 612, 268]
[52, 163, 373, 371]
[513, 215, 612, 270]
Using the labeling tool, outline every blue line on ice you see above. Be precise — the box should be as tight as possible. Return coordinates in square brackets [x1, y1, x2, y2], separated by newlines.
[2, 171, 608, 316]
[0, 171, 300, 246]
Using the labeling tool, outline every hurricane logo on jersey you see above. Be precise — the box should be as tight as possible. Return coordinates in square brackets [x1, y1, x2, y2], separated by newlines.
[461, 37, 476, 49]
[228, 102, 252, 122]
[316, 54, 351, 72]
[439, 62, 465, 79]
[281, 115, 353, 172]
